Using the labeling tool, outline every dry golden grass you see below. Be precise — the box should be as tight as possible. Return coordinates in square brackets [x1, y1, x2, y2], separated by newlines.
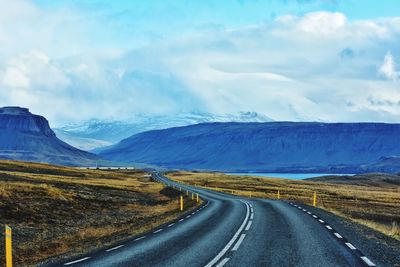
[168, 171, 400, 240]
[0, 160, 199, 266]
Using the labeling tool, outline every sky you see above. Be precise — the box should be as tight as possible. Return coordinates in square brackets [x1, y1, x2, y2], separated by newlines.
[0, 0, 399, 126]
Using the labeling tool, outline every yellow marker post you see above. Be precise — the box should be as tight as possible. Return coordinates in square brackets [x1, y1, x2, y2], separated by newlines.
[313, 191, 317, 207]
[191, 192, 194, 200]
[186, 190, 189, 196]
[277, 190, 280, 200]
[5, 225, 12, 267]
[180, 196, 184, 211]
[196, 193, 199, 203]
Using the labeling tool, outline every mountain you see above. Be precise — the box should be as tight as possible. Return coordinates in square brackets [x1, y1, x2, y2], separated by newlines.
[54, 111, 273, 151]
[99, 122, 400, 173]
[0, 106, 100, 166]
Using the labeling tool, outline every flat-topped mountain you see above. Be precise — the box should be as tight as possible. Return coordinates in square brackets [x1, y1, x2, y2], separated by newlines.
[0, 106, 99, 166]
[99, 122, 400, 173]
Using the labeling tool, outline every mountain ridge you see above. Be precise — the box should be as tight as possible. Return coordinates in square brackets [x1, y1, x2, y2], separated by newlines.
[99, 121, 400, 173]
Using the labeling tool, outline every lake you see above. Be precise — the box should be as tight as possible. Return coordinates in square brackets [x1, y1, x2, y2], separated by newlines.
[227, 172, 353, 180]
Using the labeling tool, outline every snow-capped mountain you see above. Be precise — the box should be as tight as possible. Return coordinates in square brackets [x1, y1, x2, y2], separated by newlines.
[54, 111, 274, 151]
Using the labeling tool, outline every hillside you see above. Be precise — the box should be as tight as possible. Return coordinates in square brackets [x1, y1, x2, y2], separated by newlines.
[0, 160, 198, 266]
[0, 107, 100, 166]
[100, 122, 400, 173]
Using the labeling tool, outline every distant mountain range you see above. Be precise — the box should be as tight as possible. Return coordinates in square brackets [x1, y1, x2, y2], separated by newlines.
[54, 112, 273, 151]
[99, 122, 400, 173]
[0, 107, 100, 166]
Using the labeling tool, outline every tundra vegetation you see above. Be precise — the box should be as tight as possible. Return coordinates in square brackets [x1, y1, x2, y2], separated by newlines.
[0, 160, 198, 266]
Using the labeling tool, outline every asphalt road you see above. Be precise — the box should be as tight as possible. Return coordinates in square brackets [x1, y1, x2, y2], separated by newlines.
[44, 173, 376, 267]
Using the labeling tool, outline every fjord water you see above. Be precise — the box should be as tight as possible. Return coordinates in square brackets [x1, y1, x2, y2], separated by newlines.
[228, 173, 354, 180]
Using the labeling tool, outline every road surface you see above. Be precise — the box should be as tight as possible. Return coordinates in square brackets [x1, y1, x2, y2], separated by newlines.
[43, 173, 376, 267]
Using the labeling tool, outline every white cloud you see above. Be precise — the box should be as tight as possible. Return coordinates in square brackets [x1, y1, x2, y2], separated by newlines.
[297, 12, 347, 35]
[379, 51, 399, 80]
[2, 67, 30, 88]
[0, 3, 400, 124]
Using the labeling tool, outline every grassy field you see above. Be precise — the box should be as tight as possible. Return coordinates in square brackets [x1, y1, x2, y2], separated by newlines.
[167, 171, 400, 240]
[0, 160, 199, 266]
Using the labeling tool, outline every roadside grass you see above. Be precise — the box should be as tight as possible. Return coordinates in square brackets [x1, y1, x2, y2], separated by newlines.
[0, 160, 199, 266]
[167, 171, 400, 240]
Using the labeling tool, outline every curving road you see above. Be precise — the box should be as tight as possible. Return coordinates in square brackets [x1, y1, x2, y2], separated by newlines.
[44, 172, 376, 267]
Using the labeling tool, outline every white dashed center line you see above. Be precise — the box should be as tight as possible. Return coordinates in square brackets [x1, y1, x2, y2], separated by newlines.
[326, 225, 333, 230]
[216, 258, 230, 267]
[153, 229, 163, 234]
[204, 201, 250, 267]
[345, 242, 356, 250]
[361, 256, 376, 266]
[168, 223, 175, 227]
[318, 219, 325, 223]
[245, 220, 253, 231]
[232, 234, 246, 251]
[179, 219, 184, 222]
[334, 233, 343, 239]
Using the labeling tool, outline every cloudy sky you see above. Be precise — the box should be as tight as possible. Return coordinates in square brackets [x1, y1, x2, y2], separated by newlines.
[0, 0, 399, 126]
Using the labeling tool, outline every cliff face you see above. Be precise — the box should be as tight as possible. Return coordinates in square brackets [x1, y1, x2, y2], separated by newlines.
[100, 122, 400, 173]
[0, 107, 99, 166]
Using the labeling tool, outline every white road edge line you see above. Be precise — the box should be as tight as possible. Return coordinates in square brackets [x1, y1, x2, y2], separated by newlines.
[106, 245, 124, 252]
[179, 219, 184, 222]
[232, 234, 246, 251]
[204, 201, 250, 267]
[216, 258, 230, 267]
[64, 257, 91, 265]
[360, 256, 376, 266]
[168, 223, 175, 227]
[153, 229, 163, 234]
[334, 233, 343, 239]
[345, 242, 356, 250]
[250, 213, 254, 220]
[134, 236, 145, 241]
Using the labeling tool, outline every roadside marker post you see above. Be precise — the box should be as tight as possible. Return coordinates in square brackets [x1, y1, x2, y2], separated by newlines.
[5, 225, 12, 267]
[191, 192, 194, 200]
[196, 193, 199, 203]
[277, 190, 280, 200]
[186, 190, 189, 196]
[180, 196, 184, 211]
[313, 192, 317, 207]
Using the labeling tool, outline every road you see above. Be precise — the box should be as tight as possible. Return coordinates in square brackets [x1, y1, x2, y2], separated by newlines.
[44, 172, 376, 267]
